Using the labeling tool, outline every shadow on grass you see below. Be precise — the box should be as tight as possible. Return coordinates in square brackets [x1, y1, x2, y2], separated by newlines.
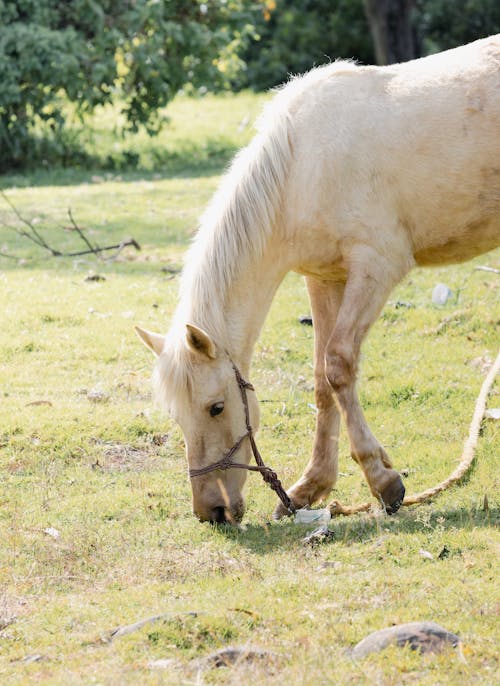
[216, 505, 498, 554]
[0, 140, 239, 190]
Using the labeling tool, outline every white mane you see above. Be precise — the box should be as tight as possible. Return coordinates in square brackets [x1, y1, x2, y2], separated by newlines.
[177, 103, 292, 342]
[154, 61, 360, 411]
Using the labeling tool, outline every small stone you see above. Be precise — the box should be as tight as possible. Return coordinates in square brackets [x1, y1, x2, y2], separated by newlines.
[43, 527, 60, 540]
[85, 273, 106, 282]
[351, 621, 460, 659]
[19, 654, 44, 664]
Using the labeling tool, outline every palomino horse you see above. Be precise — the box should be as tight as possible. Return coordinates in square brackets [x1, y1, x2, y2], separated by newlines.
[137, 36, 500, 524]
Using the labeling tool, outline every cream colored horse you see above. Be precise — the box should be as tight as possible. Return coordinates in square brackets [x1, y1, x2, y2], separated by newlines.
[137, 36, 500, 524]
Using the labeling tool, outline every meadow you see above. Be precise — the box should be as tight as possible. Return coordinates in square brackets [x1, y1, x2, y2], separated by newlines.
[0, 93, 498, 685]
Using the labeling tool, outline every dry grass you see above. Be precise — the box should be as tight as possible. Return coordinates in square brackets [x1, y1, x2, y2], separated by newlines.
[0, 92, 499, 685]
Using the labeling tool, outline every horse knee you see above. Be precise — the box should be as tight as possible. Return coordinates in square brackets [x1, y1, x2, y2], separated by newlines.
[325, 350, 355, 393]
[314, 376, 334, 411]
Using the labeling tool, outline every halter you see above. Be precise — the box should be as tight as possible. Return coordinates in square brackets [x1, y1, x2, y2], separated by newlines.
[188, 361, 296, 515]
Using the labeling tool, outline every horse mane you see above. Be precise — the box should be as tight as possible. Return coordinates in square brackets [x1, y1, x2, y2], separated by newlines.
[178, 61, 360, 343]
[154, 61, 359, 412]
[177, 100, 295, 342]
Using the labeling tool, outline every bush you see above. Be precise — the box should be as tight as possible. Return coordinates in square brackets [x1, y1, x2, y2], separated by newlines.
[240, 0, 375, 90]
[0, 0, 256, 171]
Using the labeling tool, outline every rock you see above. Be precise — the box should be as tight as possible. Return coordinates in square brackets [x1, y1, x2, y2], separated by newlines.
[19, 654, 44, 664]
[351, 622, 460, 659]
[85, 273, 106, 282]
[43, 527, 60, 540]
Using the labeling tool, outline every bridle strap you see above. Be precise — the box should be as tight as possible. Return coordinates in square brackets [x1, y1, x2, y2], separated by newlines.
[188, 360, 296, 515]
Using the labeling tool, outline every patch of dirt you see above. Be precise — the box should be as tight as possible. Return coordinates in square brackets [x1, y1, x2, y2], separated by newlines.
[0, 593, 29, 633]
[89, 437, 170, 472]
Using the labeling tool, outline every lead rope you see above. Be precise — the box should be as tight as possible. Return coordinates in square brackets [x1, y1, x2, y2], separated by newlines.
[232, 364, 296, 514]
[328, 347, 500, 517]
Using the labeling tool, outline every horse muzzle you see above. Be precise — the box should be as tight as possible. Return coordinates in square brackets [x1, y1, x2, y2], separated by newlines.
[194, 498, 245, 525]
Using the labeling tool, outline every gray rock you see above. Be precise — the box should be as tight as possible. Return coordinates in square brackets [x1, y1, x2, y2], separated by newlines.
[352, 621, 460, 659]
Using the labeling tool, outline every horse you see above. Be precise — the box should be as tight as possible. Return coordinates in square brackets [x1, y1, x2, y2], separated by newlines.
[137, 36, 500, 524]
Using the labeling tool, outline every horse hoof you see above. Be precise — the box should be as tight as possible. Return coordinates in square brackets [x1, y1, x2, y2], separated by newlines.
[272, 499, 296, 520]
[380, 475, 405, 515]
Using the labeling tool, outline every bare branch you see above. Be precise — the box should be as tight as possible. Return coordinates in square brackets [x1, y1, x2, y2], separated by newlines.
[474, 265, 500, 275]
[1, 190, 61, 255]
[0, 193, 140, 261]
[67, 207, 101, 255]
[65, 238, 141, 259]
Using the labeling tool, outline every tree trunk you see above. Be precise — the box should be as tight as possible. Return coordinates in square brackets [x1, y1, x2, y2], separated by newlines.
[363, 0, 418, 65]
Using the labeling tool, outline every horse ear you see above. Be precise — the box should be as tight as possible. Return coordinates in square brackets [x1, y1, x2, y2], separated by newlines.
[185, 324, 217, 360]
[135, 326, 165, 357]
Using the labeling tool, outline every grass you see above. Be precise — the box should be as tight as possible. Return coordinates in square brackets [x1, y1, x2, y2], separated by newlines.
[0, 92, 499, 685]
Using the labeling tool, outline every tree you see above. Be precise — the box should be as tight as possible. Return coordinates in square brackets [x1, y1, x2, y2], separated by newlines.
[362, 0, 500, 66]
[0, 0, 258, 170]
[363, 0, 418, 64]
[416, 0, 500, 54]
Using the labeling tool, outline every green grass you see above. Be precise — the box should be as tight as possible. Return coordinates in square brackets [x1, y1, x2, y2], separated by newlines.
[0, 92, 499, 685]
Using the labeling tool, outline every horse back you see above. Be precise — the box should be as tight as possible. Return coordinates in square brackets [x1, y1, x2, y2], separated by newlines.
[283, 35, 500, 268]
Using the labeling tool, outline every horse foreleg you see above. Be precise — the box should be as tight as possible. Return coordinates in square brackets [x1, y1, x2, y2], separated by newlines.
[325, 252, 409, 514]
[274, 278, 344, 518]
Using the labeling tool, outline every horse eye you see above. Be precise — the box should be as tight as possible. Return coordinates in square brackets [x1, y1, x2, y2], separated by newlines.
[209, 402, 224, 417]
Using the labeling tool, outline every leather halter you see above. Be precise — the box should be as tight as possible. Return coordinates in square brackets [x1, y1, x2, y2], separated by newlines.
[188, 361, 296, 515]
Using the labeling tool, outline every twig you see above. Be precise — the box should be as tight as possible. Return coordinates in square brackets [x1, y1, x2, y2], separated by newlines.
[474, 265, 500, 274]
[65, 238, 141, 258]
[1, 190, 61, 255]
[67, 207, 101, 255]
[0, 192, 140, 260]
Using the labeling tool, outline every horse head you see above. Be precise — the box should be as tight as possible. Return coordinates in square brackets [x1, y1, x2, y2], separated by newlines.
[136, 324, 260, 524]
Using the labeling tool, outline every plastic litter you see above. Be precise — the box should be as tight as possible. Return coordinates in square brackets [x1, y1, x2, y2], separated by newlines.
[295, 507, 331, 526]
[432, 283, 453, 305]
[295, 508, 332, 541]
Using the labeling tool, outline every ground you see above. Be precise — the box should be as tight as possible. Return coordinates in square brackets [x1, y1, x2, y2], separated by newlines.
[0, 93, 498, 685]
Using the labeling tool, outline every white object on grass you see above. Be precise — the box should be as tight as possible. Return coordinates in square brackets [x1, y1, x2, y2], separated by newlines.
[295, 507, 331, 527]
[432, 283, 453, 305]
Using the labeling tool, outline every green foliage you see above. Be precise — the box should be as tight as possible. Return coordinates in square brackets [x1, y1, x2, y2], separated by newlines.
[241, 0, 375, 90]
[240, 0, 500, 90]
[0, 0, 257, 170]
[417, 0, 500, 53]
[1, 0, 499, 172]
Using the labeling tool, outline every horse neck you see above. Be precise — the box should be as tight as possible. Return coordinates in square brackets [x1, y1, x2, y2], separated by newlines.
[225, 245, 288, 370]
[181, 237, 289, 374]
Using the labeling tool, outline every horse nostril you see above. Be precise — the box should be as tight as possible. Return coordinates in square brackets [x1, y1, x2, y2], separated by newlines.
[210, 506, 228, 524]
